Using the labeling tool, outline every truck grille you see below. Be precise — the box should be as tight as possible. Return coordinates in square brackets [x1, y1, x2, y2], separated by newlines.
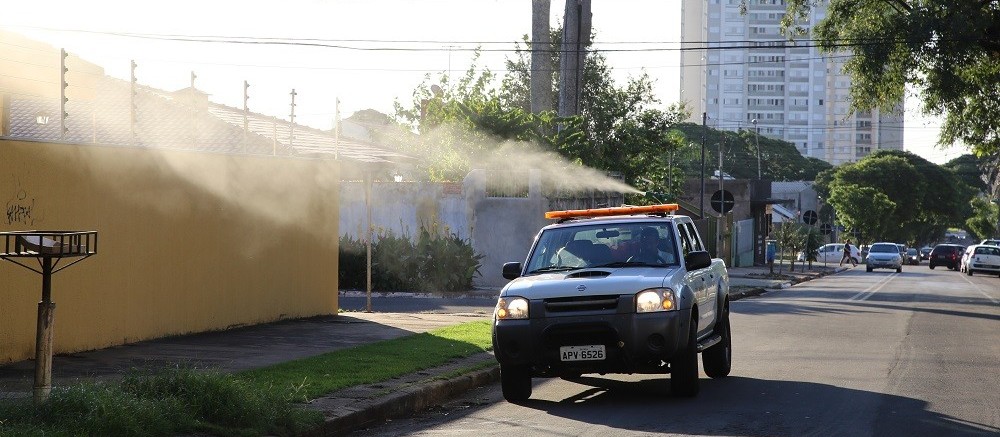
[542, 323, 618, 348]
[544, 295, 620, 313]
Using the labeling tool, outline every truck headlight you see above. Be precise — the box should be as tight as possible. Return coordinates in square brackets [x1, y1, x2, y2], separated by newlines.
[636, 288, 677, 313]
[496, 297, 529, 320]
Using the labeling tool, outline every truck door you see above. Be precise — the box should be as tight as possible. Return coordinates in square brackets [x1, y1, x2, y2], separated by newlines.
[678, 222, 714, 336]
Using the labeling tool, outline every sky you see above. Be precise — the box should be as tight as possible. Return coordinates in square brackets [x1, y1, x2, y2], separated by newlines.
[1, 0, 968, 164]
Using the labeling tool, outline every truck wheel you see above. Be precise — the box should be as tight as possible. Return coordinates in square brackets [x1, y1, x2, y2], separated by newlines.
[896, 266, 902, 273]
[670, 316, 700, 397]
[703, 303, 732, 378]
[866, 266, 873, 272]
[500, 364, 532, 403]
[929, 264, 935, 270]
[967, 268, 973, 276]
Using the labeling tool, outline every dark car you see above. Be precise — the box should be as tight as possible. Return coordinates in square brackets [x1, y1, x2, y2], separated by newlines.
[919, 247, 932, 260]
[928, 244, 964, 270]
[905, 248, 920, 265]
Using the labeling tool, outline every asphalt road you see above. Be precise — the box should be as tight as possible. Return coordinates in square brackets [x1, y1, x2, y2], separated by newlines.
[351, 266, 1000, 437]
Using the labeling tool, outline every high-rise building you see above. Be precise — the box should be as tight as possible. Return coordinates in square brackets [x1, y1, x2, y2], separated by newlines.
[679, 0, 903, 166]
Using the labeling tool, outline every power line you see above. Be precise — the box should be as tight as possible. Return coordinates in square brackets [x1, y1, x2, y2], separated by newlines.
[4, 26, 984, 53]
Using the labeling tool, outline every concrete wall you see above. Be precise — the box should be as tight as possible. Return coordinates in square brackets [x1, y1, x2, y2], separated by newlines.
[1, 140, 339, 363]
[338, 169, 620, 289]
[339, 181, 469, 241]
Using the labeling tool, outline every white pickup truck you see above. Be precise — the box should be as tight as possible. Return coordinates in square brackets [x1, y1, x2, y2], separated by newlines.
[492, 204, 731, 402]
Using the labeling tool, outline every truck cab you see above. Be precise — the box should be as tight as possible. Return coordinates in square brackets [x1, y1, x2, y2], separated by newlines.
[493, 204, 732, 402]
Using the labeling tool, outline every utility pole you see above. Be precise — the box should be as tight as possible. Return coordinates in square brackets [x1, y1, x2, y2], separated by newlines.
[718, 132, 726, 262]
[700, 112, 707, 219]
[752, 118, 761, 179]
[558, 0, 591, 118]
[530, 0, 552, 114]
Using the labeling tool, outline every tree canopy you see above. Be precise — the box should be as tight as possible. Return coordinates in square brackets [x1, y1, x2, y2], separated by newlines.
[783, 0, 1000, 161]
[816, 150, 975, 244]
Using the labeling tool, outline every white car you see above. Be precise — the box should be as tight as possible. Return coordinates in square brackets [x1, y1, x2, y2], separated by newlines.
[866, 242, 903, 273]
[798, 243, 859, 264]
[963, 244, 1000, 277]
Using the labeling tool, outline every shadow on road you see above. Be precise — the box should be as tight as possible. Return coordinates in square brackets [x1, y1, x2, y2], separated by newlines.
[515, 375, 998, 436]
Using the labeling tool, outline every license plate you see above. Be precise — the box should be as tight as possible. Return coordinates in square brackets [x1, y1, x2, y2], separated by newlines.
[560, 345, 605, 361]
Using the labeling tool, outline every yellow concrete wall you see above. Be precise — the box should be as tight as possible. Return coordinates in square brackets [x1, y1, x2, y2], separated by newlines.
[1, 140, 339, 363]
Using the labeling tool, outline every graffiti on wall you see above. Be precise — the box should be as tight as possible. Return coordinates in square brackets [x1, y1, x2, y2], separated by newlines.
[5, 178, 42, 226]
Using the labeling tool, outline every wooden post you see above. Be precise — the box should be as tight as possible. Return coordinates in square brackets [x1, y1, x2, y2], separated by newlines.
[34, 256, 55, 405]
[365, 171, 373, 313]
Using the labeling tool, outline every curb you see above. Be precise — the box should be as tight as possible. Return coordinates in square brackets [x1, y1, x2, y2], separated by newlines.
[729, 265, 848, 300]
[303, 365, 500, 436]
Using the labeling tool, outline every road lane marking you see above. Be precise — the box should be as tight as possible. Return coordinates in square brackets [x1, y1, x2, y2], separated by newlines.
[848, 273, 897, 301]
[957, 274, 1000, 305]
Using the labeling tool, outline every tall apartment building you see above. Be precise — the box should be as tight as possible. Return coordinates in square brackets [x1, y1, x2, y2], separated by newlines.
[679, 0, 903, 166]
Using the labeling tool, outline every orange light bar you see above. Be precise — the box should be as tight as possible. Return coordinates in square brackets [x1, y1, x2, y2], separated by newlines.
[544, 204, 679, 219]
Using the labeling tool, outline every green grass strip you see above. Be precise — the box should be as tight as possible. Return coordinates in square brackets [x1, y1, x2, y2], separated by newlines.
[0, 319, 494, 437]
[239, 319, 493, 400]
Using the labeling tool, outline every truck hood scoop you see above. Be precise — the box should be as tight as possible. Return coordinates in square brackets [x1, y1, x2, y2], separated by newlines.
[566, 270, 612, 279]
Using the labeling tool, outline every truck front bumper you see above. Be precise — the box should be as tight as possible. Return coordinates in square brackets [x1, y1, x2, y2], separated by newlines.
[493, 308, 692, 376]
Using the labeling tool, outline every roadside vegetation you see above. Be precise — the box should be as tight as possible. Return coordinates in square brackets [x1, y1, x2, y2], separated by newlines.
[339, 223, 483, 292]
[0, 320, 493, 437]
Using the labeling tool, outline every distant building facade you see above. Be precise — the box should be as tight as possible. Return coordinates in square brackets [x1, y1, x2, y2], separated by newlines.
[679, 0, 904, 166]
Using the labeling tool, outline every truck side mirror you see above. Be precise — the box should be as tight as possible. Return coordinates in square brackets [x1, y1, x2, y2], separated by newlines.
[502, 262, 522, 280]
[685, 251, 712, 271]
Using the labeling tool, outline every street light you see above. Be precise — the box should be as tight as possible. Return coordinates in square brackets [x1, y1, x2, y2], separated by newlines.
[751, 118, 761, 179]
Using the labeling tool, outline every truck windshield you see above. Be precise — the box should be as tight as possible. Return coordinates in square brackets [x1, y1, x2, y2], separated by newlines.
[524, 222, 679, 274]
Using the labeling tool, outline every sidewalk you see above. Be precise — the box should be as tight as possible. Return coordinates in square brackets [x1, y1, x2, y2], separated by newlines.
[0, 262, 847, 435]
[727, 262, 849, 298]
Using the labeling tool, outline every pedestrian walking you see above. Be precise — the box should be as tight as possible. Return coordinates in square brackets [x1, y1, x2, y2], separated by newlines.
[840, 240, 857, 267]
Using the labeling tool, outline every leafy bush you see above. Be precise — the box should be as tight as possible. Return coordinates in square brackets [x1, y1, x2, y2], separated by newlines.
[339, 223, 482, 292]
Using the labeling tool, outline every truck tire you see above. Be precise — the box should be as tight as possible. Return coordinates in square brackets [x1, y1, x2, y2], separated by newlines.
[702, 302, 732, 379]
[967, 268, 973, 276]
[500, 364, 532, 403]
[670, 316, 700, 397]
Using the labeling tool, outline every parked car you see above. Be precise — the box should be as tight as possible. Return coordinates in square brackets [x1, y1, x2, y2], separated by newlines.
[919, 246, 932, 260]
[928, 244, 965, 270]
[905, 248, 920, 265]
[797, 243, 858, 264]
[866, 242, 903, 273]
[963, 244, 1000, 277]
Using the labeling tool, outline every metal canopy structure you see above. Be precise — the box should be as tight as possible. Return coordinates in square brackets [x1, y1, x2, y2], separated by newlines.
[0, 231, 97, 404]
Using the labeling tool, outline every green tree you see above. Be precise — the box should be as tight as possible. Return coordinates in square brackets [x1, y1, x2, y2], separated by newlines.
[391, 52, 587, 181]
[773, 220, 807, 273]
[966, 197, 1000, 240]
[819, 150, 973, 244]
[803, 226, 825, 270]
[783, 0, 1000, 159]
[942, 154, 989, 194]
[501, 29, 684, 187]
[828, 184, 896, 245]
[672, 123, 832, 182]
